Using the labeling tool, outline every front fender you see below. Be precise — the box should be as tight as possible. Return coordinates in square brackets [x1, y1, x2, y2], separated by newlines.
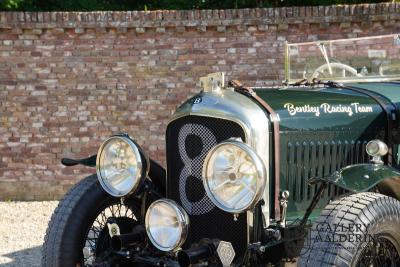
[319, 163, 400, 192]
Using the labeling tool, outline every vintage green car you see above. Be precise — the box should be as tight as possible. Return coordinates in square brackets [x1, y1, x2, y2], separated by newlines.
[43, 34, 400, 267]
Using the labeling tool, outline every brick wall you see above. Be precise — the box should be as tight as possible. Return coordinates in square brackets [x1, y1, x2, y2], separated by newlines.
[0, 3, 399, 200]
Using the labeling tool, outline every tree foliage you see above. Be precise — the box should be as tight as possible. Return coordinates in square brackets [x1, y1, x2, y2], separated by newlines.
[0, 0, 394, 11]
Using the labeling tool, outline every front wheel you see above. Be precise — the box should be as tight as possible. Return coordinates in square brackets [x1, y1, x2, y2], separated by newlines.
[42, 174, 142, 267]
[299, 192, 400, 267]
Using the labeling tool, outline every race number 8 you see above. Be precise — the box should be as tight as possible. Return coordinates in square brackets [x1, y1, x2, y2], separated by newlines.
[178, 124, 216, 215]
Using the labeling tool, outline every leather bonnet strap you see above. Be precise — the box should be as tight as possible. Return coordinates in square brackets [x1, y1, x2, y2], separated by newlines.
[228, 80, 281, 219]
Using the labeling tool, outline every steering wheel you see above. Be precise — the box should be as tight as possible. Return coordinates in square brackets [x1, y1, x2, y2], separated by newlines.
[311, 62, 361, 79]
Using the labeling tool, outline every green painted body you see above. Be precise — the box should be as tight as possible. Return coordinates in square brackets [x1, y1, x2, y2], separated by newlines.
[348, 82, 400, 104]
[321, 164, 400, 192]
[253, 84, 398, 222]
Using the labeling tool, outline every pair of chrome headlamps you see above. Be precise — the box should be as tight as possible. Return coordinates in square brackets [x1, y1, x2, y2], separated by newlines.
[96, 135, 189, 252]
[96, 135, 266, 252]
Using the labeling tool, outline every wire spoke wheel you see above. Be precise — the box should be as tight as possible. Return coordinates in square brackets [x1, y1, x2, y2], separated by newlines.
[43, 175, 148, 267]
[355, 235, 400, 267]
[82, 202, 138, 267]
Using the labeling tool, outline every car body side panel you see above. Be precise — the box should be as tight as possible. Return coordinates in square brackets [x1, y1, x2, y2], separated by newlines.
[253, 86, 387, 221]
[347, 82, 400, 104]
[319, 163, 400, 192]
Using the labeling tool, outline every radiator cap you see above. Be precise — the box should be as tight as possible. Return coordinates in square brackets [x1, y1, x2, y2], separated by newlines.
[199, 72, 225, 92]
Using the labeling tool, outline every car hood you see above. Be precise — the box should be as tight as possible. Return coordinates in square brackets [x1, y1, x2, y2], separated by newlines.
[346, 82, 400, 104]
[253, 85, 388, 132]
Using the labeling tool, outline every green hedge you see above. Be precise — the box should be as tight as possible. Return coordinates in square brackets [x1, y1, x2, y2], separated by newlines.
[0, 0, 394, 11]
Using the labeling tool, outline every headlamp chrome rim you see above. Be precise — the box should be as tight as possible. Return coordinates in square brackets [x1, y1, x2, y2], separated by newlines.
[96, 135, 148, 197]
[145, 199, 189, 252]
[202, 140, 267, 214]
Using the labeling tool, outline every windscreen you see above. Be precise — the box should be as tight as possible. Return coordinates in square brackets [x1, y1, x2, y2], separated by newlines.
[285, 34, 400, 84]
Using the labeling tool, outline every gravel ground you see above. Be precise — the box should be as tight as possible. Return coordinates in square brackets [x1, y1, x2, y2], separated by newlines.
[0, 201, 59, 267]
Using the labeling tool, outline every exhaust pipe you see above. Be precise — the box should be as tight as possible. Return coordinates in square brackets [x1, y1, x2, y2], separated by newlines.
[111, 225, 146, 251]
[177, 240, 219, 267]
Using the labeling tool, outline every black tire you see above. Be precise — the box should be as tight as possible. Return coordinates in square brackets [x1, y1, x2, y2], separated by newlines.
[42, 174, 141, 267]
[299, 192, 400, 267]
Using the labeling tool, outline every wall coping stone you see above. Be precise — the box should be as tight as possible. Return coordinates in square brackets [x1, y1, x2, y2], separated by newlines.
[0, 3, 398, 29]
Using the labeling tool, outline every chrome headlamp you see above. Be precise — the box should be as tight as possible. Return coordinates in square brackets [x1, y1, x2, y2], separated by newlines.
[366, 139, 388, 157]
[145, 199, 189, 251]
[202, 140, 267, 213]
[366, 139, 388, 164]
[96, 135, 149, 197]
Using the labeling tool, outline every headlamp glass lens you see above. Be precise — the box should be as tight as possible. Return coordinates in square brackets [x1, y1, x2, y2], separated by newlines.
[145, 200, 188, 251]
[203, 141, 266, 213]
[366, 142, 379, 156]
[97, 136, 142, 196]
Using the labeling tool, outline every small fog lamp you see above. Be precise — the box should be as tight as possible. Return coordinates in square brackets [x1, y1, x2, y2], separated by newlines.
[145, 199, 189, 251]
[366, 139, 388, 164]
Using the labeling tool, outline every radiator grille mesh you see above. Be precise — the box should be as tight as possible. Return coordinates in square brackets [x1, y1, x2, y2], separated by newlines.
[166, 116, 247, 255]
